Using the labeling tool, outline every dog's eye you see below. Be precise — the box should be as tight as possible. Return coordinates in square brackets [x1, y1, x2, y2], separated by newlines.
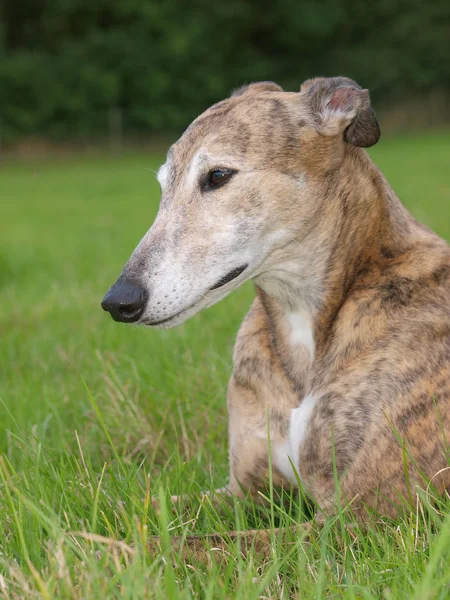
[205, 169, 235, 190]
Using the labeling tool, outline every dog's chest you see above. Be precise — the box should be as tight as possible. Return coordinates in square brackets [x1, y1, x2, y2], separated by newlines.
[286, 312, 315, 361]
[277, 311, 316, 385]
[268, 313, 317, 484]
[271, 394, 318, 484]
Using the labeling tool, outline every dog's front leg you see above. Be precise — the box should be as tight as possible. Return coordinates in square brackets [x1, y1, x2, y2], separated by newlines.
[151, 421, 289, 515]
[226, 380, 300, 503]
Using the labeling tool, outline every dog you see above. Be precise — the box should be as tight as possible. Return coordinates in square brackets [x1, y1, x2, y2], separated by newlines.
[102, 77, 450, 536]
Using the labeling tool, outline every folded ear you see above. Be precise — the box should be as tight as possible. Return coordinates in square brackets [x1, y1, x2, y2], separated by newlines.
[232, 81, 283, 97]
[301, 76, 380, 148]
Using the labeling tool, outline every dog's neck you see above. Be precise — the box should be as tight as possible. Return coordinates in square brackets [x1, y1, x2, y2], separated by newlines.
[254, 147, 417, 373]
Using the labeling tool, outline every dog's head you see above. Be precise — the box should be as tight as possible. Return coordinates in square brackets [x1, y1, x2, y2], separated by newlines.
[101, 77, 380, 327]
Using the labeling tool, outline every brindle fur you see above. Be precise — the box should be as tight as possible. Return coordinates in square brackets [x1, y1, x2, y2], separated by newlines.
[105, 77, 450, 553]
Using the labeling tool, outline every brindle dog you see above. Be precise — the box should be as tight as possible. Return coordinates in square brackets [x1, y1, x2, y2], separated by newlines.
[102, 77, 450, 550]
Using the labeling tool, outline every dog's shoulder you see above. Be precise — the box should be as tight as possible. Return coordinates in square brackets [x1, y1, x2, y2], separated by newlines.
[346, 234, 450, 327]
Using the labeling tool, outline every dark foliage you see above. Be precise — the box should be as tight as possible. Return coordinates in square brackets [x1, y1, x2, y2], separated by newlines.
[0, 0, 449, 141]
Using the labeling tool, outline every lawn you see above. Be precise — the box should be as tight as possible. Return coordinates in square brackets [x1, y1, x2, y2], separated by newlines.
[1, 131, 450, 598]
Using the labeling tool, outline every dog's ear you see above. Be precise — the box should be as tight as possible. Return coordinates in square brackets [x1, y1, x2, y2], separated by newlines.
[301, 77, 380, 148]
[232, 81, 283, 97]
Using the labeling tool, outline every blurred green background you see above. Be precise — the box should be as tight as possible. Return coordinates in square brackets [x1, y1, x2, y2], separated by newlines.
[1, 0, 450, 150]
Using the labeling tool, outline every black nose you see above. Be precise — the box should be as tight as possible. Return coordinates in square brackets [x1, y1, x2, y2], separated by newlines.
[101, 280, 148, 323]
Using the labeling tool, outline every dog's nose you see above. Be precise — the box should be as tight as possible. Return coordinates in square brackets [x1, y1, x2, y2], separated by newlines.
[101, 280, 148, 323]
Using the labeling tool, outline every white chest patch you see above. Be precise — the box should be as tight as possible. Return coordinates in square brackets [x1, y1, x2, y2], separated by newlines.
[287, 312, 315, 360]
[272, 394, 318, 485]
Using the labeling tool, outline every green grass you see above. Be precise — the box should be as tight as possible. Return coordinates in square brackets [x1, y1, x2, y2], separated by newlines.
[1, 131, 450, 598]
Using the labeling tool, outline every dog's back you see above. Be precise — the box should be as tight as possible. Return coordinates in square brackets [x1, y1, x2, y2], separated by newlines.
[300, 223, 450, 516]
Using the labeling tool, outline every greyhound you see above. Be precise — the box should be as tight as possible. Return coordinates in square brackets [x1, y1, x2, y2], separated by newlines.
[102, 77, 450, 536]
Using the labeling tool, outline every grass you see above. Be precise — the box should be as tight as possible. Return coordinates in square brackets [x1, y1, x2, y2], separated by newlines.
[1, 130, 450, 598]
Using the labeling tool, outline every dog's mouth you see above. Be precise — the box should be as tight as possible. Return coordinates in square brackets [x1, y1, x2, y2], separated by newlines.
[145, 264, 248, 327]
[210, 264, 248, 290]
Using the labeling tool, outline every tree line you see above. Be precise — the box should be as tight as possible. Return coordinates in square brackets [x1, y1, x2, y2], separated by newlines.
[1, 0, 449, 142]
